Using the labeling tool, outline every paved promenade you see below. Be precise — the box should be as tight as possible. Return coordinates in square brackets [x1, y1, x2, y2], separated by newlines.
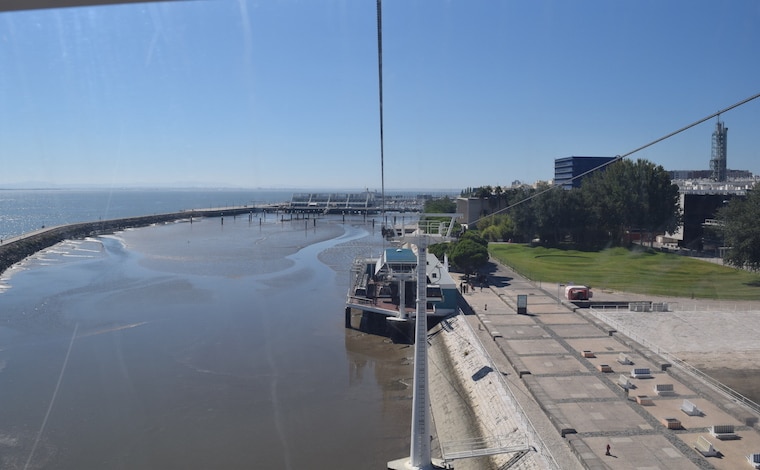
[453, 260, 760, 470]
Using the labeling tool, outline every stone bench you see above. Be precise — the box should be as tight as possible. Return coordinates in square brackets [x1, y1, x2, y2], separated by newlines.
[681, 399, 702, 416]
[748, 453, 760, 469]
[617, 353, 633, 365]
[654, 383, 675, 396]
[694, 435, 718, 457]
[661, 417, 682, 429]
[710, 424, 738, 440]
[581, 350, 595, 358]
[636, 395, 654, 405]
[618, 375, 634, 390]
[630, 367, 652, 379]
[597, 364, 613, 373]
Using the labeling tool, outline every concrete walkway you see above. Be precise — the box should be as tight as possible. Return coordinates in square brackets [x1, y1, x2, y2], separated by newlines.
[454, 260, 760, 470]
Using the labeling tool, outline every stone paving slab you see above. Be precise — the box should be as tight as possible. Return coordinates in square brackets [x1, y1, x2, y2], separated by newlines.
[483, 313, 542, 325]
[520, 354, 589, 375]
[545, 323, 611, 338]
[535, 375, 618, 401]
[491, 324, 551, 339]
[676, 431, 760, 470]
[580, 434, 702, 470]
[507, 338, 570, 355]
[534, 313, 588, 325]
[557, 401, 652, 433]
[565, 336, 632, 355]
[524, 304, 571, 315]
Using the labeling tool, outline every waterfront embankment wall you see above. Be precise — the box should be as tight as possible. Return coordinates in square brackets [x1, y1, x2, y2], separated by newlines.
[0, 207, 260, 276]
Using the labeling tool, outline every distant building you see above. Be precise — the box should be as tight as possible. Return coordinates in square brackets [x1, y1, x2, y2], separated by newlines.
[669, 169, 753, 180]
[455, 196, 508, 227]
[554, 156, 617, 189]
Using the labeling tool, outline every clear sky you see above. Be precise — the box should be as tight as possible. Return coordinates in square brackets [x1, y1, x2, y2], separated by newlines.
[1, 0, 759, 191]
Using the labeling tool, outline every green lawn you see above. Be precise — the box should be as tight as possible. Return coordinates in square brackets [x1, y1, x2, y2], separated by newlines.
[488, 243, 760, 300]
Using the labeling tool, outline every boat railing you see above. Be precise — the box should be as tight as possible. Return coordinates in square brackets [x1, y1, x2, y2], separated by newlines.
[347, 295, 375, 306]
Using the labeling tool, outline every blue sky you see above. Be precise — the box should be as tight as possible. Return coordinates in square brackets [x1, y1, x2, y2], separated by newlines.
[1, 0, 758, 190]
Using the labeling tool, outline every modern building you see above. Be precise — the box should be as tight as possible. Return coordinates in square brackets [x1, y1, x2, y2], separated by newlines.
[554, 156, 617, 189]
[663, 180, 756, 251]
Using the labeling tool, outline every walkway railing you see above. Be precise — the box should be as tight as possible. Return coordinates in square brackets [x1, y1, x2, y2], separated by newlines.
[440, 435, 531, 462]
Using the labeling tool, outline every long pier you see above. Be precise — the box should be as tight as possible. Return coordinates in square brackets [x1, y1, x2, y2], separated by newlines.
[0, 205, 275, 276]
[0, 192, 426, 276]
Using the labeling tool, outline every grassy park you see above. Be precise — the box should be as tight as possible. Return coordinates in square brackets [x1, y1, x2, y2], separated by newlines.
[489, 243, 760, 300]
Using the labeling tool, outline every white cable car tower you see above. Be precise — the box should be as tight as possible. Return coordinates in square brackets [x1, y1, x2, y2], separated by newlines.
[387, 230, 448, 470]
[376, 3, 447, 466]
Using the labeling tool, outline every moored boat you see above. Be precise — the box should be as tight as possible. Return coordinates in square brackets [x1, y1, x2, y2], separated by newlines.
[345, 214, 460, 340]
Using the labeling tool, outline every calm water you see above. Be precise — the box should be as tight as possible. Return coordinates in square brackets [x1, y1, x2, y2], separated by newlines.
[0, 200, 414, 469]
[0, 188, 294, 240]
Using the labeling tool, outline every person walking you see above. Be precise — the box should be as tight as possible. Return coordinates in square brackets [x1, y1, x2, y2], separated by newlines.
[605, 443, 611, 456]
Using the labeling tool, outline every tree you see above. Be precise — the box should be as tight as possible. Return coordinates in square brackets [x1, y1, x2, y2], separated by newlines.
[460, 229, 488, 247]
[477, 214, 515, 241]
[717, 187, 760, 271]
[581, 159, 681, 247]
[433, 230, 489, 274]
[531, 182, 568, 245]
[428, 242, 451, 261]
[424, 196, 456, 213]
[505, 186, 538, 243]
[475, 186, 493, 199]
[628, 160, 682, 245]
[449, 238, 488, 275]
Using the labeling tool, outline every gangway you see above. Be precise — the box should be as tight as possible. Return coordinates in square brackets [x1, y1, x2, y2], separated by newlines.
[440, 435, 533, 466]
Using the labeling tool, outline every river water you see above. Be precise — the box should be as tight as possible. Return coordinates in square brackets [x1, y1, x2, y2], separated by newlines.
[0, 213, 414, 469]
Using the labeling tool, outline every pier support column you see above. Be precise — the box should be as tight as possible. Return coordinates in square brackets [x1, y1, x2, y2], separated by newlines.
[398, 279, 406, 320]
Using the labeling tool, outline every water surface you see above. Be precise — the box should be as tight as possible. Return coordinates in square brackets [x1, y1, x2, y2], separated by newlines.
[0, 214, 412, 469]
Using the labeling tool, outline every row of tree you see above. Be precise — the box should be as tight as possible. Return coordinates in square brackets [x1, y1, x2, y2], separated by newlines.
[468, 159, 682, 249]
[430, 158, 760, 272]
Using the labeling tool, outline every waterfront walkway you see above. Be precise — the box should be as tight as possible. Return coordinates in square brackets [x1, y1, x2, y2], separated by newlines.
[453, 259, 760, 470]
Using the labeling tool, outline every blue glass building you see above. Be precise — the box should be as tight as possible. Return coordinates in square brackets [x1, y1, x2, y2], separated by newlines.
[554, 156, 617, 189]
